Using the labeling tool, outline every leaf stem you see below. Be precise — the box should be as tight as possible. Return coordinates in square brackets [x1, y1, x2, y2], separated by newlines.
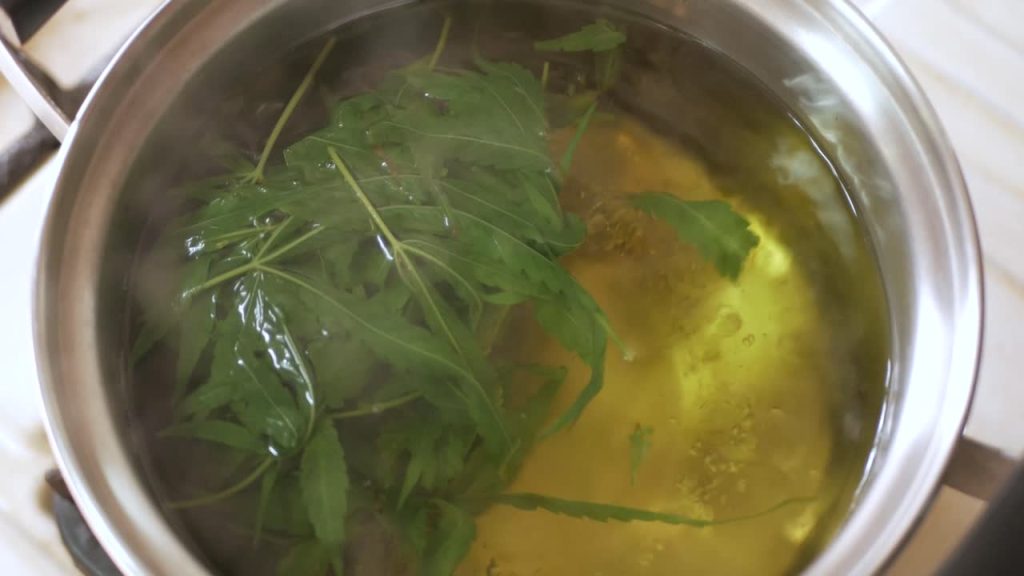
[328, 147, 400, 248]
[192, 262, 259, 295]
[261, 226, 325, 262]
[597, 315, 634, 361]
[191, 226, 325, 294]
[560, 100, 597, 175]
[255, 216, 293, 260]
[488, 492, 815, 528]
[247, 37, 337, 183]
[428, 15, 453, 71]
[278, 320, 318, 442]
[330, 392, 423, 420]
[541, 61, 550, 90]
[205, 225, 277, 246]
[168, 458, 274, 509]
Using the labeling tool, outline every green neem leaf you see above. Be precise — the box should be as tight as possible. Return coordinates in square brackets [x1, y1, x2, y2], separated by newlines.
[629, 424, 653, 486]
[175, 288, 218, 399]
[300, 420, 350, 546]
[326, 149, 512, 456]
[261, 472, 314, 537]
[160, 420, 266, 454]
[307, 338, 377, 408]
[254, 463, 280, 545]
[176, 377, 236, 420]
[226, 276, 308, 451]
[263, 267, 509, 456]
[492, 493, 711, 526]
[440, 170, 581, 254]
[630, 193, 760, 280]
[276, 540, 332, 576]
[502, 365, 566, 475]
[595, 47, 623, 91]
[176, 330, 240, 419]
[535, 292, 608, 438]
[130, 317, 169, 364]
[367, 66, 551, 172]
[232, 346, 304, 453]
[235, 272, 319, 437]
[422, 501, 476, 576]
[398, 421, 443, 509]
[560, 100, 597, 174]
[534, 19, 626, 53]
[473, 59, 547, 132]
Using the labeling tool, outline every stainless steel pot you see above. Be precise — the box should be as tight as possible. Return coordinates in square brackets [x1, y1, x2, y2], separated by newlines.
[1, 0, 983, 574]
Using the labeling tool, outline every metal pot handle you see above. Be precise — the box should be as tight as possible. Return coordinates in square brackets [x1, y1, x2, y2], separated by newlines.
[0, 0, 72, 140]
[942, 437, 1017, 501]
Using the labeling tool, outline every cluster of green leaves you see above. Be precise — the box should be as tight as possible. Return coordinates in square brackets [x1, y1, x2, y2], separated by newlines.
[136, 17, 759, 576]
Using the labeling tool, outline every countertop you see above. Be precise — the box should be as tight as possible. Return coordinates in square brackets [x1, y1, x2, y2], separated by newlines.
[0, 0, 1020, 573]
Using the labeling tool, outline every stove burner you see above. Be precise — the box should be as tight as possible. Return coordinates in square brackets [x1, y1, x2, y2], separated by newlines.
[46, 469, 120, 576]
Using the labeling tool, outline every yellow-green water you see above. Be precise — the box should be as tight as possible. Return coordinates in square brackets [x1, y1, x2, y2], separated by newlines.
[459, 115, 887, 575]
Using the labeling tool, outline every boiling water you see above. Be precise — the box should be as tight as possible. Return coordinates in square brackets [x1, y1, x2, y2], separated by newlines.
[127, 2, 889, 575]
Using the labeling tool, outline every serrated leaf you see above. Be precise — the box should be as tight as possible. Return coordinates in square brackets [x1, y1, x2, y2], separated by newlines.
[232, 349, 304, 452]
[535, 19, 626, 53]
[176, 333, 239, 418]
[535, 293, 608, 438]
[473, 59, 547, 132]
[176, 378, 236, 419]
[398, 422, 442, 508]
[175, 288, 217, 399]
[511, 365, 566, 441]
[631, 193, 759, 280]
[560, 100, 597, 174]
[276, 540, 332, 576]
[160, 420, 266, 454]
[367, 66, 551, 172]
[254, 463, 279, 545]
[131, 314, 170, 364]
[301, 420, 350, 546]
[423, 502, 476, 576]
[234, 273, 317, 441]
[307, 338, 376, 408]
[492, 493, 710, 526]
[371, 116, 550, 171]
[263, 267, 509, 455]
[229, 279, 305, 452]
[629, 424, 653, 486]
[261, 472, 314, 537]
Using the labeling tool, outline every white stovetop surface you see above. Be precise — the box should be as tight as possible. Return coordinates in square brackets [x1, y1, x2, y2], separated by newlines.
[0, 0, 1021, 574]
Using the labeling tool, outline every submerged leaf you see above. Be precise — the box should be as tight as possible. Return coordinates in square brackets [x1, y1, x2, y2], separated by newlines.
[629, 424, 653, 486]
[533, 278, 613, 438]
[422, 502, 476, 576]
[631, 193, 759, 280]
[276, 540, 332, 576]
[535, 19, 626, 53]
[300, 420, 350, 546]
[160, 420, 266, 454]
[492, 493, 711, 526]
[265, 267, 510, 455]
[254, 463, 280, 545]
